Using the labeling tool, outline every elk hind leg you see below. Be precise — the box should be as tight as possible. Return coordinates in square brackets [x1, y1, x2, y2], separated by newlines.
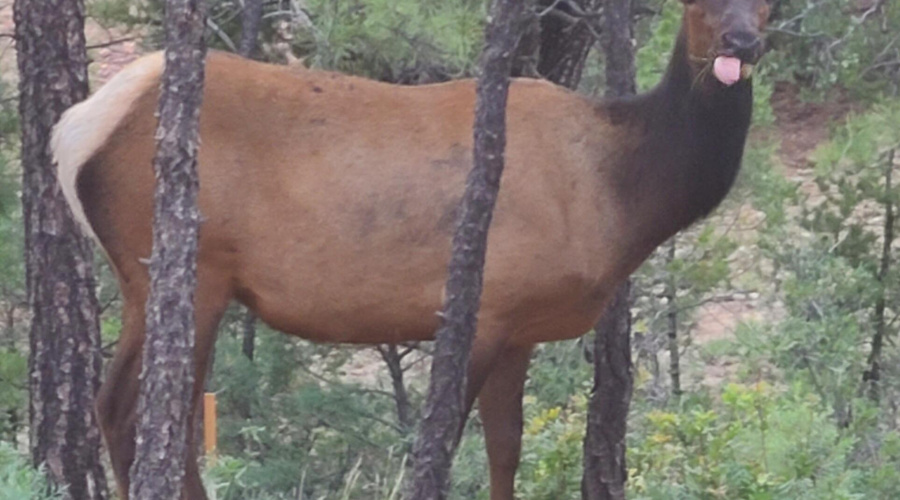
[96, 289, 145, 500]
[97, 276, 231, 500]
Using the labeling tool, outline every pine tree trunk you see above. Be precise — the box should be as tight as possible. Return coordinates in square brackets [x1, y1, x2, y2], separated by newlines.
[242, 309, 256, 361]
[864, 148, 894, 402]
[583, 0, 635, 498]
[599, 0, 636, 97]
[239, 0, 263, 59]
[14, 1, 108, 498]
[238, 308, 255, 422]
[379, 344, 414, 433]
[583, 282, 633, 500]
[406, 1, 525, 498]
[127, 1, 208, 498]
[665, 239, 681, 399]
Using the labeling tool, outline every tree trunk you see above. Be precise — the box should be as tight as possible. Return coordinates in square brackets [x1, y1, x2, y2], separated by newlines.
[406, 1, 525, 498]
[378, 344, 414, 433]
[14, 1, 108, 498]
[242, 309, 256, 361]
[582, 282, 633, 500]
[583, 0, 635, 498]
[511, 1, 541, 77]
[537, 0, 602, 89]
[599, 0, 636, 97]
[127, 0, 208, 498]
[864, 148, 894, 402]
[665, 239, 681, 399]
[239, 0, 263, 59]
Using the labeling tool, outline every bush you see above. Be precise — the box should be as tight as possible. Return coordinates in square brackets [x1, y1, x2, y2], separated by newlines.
[627, 383, 899, 500]
[0, 443, 61, 500]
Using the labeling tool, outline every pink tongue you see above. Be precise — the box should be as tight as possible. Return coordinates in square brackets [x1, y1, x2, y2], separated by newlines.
[713, 56, 742, 86]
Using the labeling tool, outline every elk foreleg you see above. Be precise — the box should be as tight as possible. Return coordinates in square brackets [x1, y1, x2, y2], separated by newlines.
[478, 343, 533, 500]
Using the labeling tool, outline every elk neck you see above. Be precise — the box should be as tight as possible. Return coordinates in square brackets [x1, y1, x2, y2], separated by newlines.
[596, 27, 754, 256]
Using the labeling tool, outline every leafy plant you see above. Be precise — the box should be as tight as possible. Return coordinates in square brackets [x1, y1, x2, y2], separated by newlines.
[0, 443, 62, 500]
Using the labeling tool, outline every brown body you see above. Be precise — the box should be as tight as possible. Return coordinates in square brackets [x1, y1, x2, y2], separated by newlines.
[52, 1, 769, 498]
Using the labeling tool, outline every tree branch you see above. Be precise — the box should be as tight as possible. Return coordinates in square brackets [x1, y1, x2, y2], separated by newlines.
[206, 18, 238, 53]
[86, 37, 137, 50]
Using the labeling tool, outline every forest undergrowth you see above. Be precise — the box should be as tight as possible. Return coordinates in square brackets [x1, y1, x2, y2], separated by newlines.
[1, 0, 899, 499]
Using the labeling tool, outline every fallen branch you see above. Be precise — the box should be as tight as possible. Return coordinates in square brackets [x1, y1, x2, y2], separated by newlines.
[87, 37, 137, 50]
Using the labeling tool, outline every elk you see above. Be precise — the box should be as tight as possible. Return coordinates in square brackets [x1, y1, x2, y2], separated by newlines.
[51, 0, 769, 498]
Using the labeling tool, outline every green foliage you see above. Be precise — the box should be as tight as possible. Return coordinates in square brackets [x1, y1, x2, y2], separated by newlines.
[527, 341, 592, 408]
[0, 79, 19, 218]
[0, 70, 25, 451]
[100, 0, 484, 82]
[725, 99, 900, 500]
[739, 143, 798, 227]
[750, 69, 776, 127]
[448, 429, 489, 500]
[635, 0, 681, 91]
[0, 351, 26, 441]
[86, 0, 141, 28]
[750, 101, 900, 416]
[205, 323, 415, 499]
[2, 2, 894, 500]
[632, 223, 737, 398]
[300, 0, 484, 81]
[0, 168, 23, 300]
[0, 443, 61, 500]
[766, 0, 900, 96]
[638, 224, 737, 306]
[734, 249, 873, 418]
[808, 101, 900, 266]
[516, 396, 587, 500]
[629, 383, 872, 500]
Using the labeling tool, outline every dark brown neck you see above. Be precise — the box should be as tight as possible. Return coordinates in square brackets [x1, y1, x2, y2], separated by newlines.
[600, 27, 753, 255]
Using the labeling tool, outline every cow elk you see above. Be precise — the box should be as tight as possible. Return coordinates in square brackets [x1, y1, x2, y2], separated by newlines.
[52, 0, 769, 498]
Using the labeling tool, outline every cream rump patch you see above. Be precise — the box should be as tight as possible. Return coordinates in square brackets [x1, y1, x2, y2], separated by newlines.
[51, 52, 164, 241]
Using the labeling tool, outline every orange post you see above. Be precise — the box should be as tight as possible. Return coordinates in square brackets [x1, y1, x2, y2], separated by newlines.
[203, 392, 217, 463]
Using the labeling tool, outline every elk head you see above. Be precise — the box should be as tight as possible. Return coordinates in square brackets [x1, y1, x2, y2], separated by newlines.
[681, 0, 771, 86]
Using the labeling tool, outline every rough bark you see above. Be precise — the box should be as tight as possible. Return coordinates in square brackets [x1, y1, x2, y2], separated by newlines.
[127, 0, 208, 498]
[14, 0, 109, 498]
[583, 0, 635, 498]
[583, 282, 633, 500]
[864, 148, 894, 402]
[599, 0, 636, 96]
[537, 0, 602, 89]
[406, 1, 525, 498]
[239, 0, 263, 59]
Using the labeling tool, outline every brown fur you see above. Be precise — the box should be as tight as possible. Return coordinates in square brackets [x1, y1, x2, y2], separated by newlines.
[57, 1, 770, 498]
